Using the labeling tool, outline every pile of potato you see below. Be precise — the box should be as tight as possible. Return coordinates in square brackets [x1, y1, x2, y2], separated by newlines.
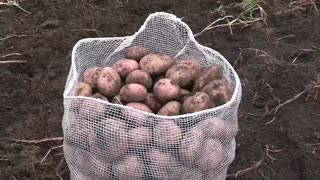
[74, 46, 234, 115]
[68, 46, 238, 179]
[67, 116, 238, 179]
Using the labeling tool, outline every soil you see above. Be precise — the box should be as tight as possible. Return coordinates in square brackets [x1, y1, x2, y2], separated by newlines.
[1, 0, 320, 179]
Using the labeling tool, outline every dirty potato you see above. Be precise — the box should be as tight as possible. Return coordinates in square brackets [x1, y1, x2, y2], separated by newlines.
[125, 46, 150, 61]
[193, 65, 223, 91]
[120, 83, 147, 102]
[126, 70, 153, 89]
[97, 67, 121, 98]
[74, 82, 92, 97]
[142, 93, 162, 113]
[178, 60, 202, 80]
[139, 54, 174, 76]
[153, 78, 180, 103]
[157, 101, 181, 116]
[112, 59, 140, 78]
[165, 64, 193, 87]
[182, 92, 213, 114]
[82, 67, 101, 88]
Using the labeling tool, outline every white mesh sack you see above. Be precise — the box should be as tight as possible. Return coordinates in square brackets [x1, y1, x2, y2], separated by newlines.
[62, 12, 242, 180]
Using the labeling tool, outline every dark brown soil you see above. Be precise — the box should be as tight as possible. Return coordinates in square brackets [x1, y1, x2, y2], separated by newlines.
[1, 0, 320, 179]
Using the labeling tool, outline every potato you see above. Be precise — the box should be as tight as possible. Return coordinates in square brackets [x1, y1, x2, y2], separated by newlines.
[196, 117, 226, 138]
[90, 155, 112, 178]
[202, 88, 224, 107]
[126, 102, 152, 113]
[64, 143, 88, 170]
[202, 78, 233, 106]
[74, 82, 92, 96]
[179, 167, 204, 180]
[113, 155, 145, 180]
[179, 127, 205, 164]
[125, 46, 150, 61]
[111, 94, 122, 104]
[92, 92, 108, 101]
[79, 99, 106, 120]
[125, 109, 154, 127]
[165, 64, 193, 87]
[103, 119, 128, 162]
[219, 78, 234, 101]
[193, 65, 223, 91]
[97, 67, 121, 98]
[154, 120, 182, 148]
[128, 127, 152, 150]
[196, 139, 224, 172]
[157, 101, 181, 116]
[146, 149, 182, 179]
[182, 92, 213, 114]
[112, 59, 140, 78]
[120, 83, 147, 102]
[139, 53, 174, 76]
[153, 78, 181, 103]
[82, 67, 101, 88]
[223, 122, 238, 139]
[142, 93, 161, 113]
[178, 60, 202, 80]
[125, 70, 153, 89]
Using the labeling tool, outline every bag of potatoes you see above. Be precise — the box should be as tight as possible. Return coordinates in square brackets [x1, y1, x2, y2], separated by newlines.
[62, 12, 242, 180]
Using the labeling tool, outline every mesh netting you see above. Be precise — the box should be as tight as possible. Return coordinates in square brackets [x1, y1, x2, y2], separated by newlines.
[62, 12, 242, 180]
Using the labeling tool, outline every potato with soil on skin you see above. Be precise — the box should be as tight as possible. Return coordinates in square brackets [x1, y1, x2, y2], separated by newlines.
[97, 67, 121, 98]
[125, 46, 150, 61]
[142, 93, 161, 113]
[196, 117, 226, 138]
[112, 59, 140, 79]
[139, 53, 174, 76]
[92, 92, 108, 101]
[153, 78, 181, 103]
[178, 60, 202, 80]
[165, 64, 193, 87]
[153, 120, 182, 148]
[113, 155, 145, 180]
[182, 92, 213, 114]
[193, 65, 224, 91]
[120, 83, 147, 102]
[128, 126, 152, 150]
[179, 127, 205, 163]
[195, 139, 224, 172]
[202, 78, 233, 106]
[74, 82, 92, 96]
[82, 66, 101, 88]
[126, 102, 152, 113]
[146, 148, 183, 179]
[125, 70, 153, 89]
[157, 101, 181, 116]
